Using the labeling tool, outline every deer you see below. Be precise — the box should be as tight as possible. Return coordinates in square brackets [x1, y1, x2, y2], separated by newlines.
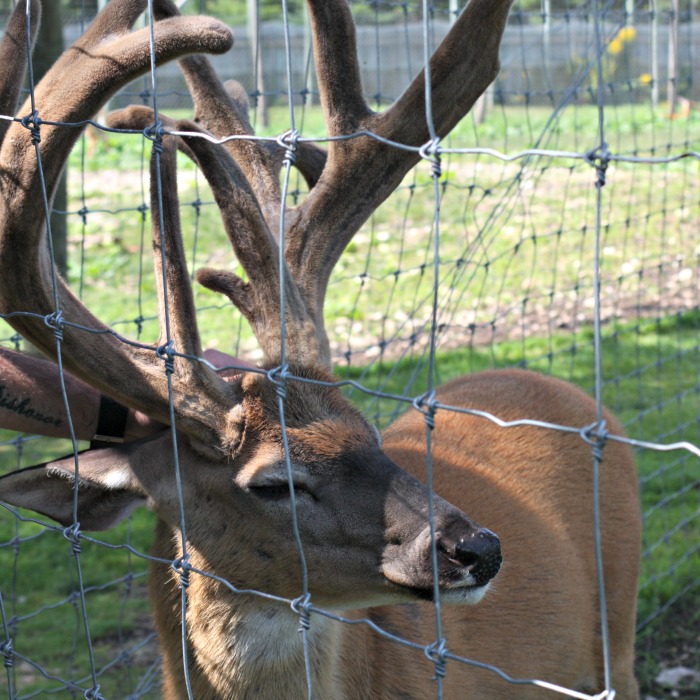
[0, 1, 641, 699]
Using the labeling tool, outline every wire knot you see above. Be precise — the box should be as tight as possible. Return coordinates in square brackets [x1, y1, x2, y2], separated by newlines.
[419, 138, 442, 178]
[291, 593, 312, 632]
[84, 685, 105, 700]
[580, 420, 609, 462]
[63, 522, 83, 556]
[424, 638, 448, 679]
[277, 129, 299, 166]
[143, 121, 165, 153]
[413, 390, 438, 430]
[156, 341, 176, 375]
[266, 364, 290, 401]
[592, 691, 616, 700]
[43, 310, 65, 342]
[172, 555, 192, 590]
[20, 110, 42, 144]
[584, 144, 610, 188]
[0, 639, 14, 668]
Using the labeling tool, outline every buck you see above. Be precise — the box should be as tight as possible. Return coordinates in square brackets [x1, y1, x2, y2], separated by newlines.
[0, 1, 641, 698]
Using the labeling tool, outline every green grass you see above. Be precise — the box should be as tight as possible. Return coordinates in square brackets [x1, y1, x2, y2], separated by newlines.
[1, 316, 698, 696]
[0, 101, 698, 697]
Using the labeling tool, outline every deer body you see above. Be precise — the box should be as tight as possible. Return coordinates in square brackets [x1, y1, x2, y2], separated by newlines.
[0, 1, 640, 698]
[380, 370, 640, 699]
[143, 372, 640, 700]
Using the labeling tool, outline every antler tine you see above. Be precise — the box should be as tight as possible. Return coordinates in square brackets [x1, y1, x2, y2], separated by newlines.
[0, 0, 41, 147]
[283, 0, 514, 328]
[148, 134, 241, 437]
[107, 0, 511, 375]
[179, 124, 328, 368]
[150, 134, 203, 361]
[107, 104, 330, 368]
[219, 79, 328, 191]
[152, 1, 284, 221]
[304, 0, 372, 137]
[0, 1, 236, 443]
[380, 0, 513, 150]
[154, 1, 329, 228]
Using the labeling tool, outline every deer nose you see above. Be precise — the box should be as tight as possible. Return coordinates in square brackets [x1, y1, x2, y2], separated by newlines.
[438, 527, 502, 586]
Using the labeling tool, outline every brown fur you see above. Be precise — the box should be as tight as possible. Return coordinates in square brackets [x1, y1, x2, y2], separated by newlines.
[376, 370, 641, 698]
[135, 370, 640, 700]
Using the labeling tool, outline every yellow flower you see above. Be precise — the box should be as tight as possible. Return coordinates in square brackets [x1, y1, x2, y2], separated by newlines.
[618, 26, 637, 42]
[608, 37, 623, 55]
[639, 73, 653, 86]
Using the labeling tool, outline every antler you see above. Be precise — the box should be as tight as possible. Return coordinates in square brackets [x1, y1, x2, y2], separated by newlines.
[0, 0, 240, 446]
[293, 0, 513, 276]
[108, 0, 513, 370]
[0, 1, 41, 144]
[0, 0, 512, 443]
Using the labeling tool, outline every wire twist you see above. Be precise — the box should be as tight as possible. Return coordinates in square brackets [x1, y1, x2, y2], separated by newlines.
[20, 110, 42, 144]
[413, 390, 438, 430]
[0, 639, 13, 669]
[133, 315, 145, 335]
[267, 364, 291, 401]
[172, 555, 192, 590]
[63, 523, 83, 556]
[584, 144, 610, 189]
[43, 310, 65, 342]
[277, 129, 299, 166]
[156, 340, 176, 375]
[580, 420, 609, 463]
[143, 121, 165, 154]
[84, 684, 105, 700]
[424, 638, 448, 680]
[419, 138, 442, 179]
[291, 593, 312, 632]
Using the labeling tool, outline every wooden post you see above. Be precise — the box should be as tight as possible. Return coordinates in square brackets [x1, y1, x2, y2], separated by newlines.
[247, 0, 268, 127]
[667, 0, 679, 116]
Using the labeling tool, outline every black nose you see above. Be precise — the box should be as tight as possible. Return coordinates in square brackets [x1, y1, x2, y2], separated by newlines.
[439, 527, 502, 586]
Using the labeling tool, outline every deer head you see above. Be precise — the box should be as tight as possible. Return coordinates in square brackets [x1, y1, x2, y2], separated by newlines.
[0, 0, 511, 617]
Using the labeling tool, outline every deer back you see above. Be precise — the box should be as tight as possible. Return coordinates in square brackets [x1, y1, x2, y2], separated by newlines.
[367, 369, 641, 698]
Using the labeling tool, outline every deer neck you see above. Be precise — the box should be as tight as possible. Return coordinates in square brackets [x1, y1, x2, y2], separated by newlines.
[151, 520, 345, 700]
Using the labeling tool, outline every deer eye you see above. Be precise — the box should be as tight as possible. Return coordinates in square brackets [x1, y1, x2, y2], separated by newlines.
[248, 481, 317, 502]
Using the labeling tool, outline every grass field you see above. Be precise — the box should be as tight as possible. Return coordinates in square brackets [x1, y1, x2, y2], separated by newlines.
[0, 101, 698, 697]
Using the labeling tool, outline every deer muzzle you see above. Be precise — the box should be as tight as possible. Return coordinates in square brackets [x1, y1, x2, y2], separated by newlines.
[381, 476, 502, 603]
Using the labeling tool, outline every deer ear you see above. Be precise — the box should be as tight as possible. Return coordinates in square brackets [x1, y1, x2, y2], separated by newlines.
[0, 446, 147, 531]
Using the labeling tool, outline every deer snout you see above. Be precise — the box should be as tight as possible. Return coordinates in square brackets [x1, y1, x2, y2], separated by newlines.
[382, 513, 502, 601]
[437, 526, 502, 587]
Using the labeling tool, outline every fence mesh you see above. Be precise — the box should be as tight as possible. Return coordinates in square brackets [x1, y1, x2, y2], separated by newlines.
[0, 0, 698, 698]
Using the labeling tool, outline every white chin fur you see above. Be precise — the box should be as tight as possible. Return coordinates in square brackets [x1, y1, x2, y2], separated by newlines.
[439, 582, 490, 605]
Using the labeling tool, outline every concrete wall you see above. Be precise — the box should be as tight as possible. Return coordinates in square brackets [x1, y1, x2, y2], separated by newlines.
[57, 16, 699, 112]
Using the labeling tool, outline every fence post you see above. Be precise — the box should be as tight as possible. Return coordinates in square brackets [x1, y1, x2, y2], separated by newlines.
[247, 0, 268, 126]
[650, 0, 659, 109]
[667, 0, 679, 116]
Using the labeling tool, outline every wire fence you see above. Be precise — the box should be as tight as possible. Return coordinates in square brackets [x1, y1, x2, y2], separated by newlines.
[0, 0, 698, 698]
